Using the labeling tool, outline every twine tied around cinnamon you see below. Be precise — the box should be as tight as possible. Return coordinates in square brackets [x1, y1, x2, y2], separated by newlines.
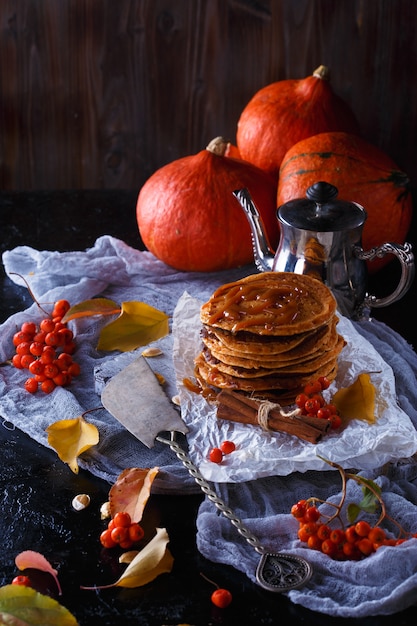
[256, 400, 302, 430]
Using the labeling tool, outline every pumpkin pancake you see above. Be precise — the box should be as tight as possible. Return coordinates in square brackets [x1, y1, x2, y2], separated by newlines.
[202, 318, 339, 365]
[195, 351, 338, 393]
[200, 334, 344, 378]
[201, 324, 320, 355]
[200, 271, 337, 336]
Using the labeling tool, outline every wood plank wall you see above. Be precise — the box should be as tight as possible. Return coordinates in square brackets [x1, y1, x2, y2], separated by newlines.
[1, 0, 416, 191]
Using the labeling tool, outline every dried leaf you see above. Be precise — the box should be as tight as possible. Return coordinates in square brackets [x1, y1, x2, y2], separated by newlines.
[119, 551, 140, 564]
[0, 585, 78, 625]
[97, 301, 169, 352]
[109, 467, 159, 522]
[333, 373, 376, 424]
[46, 416, 99, 474]
[15, 551, 62, 596]
[61, 298, 121, 322]
[81, 527, 173, 590]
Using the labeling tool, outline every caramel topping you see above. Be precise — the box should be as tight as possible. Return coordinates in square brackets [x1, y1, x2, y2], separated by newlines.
[207, 283, 304, 332]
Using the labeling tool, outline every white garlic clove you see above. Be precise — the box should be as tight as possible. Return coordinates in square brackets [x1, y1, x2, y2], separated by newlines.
[100, 501, 111, 519]
[72, 493, 91, 511]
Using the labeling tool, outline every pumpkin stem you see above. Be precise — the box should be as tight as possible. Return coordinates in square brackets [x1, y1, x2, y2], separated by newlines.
[206, 136, 230, 156]
[313, 65, 330, 81]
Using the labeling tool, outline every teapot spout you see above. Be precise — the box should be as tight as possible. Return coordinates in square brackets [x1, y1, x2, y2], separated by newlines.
[233, 188, 275, 272]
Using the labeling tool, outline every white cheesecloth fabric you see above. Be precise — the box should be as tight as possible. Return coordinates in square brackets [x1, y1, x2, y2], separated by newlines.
[1, 235, 417, 618]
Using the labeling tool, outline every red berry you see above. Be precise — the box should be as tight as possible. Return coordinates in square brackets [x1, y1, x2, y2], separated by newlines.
[12, 575, 31, 587]
[111, 526, 129, 544]
[355, 520, 372, 537]
[52, 299, 71, 318]
[304, 397, 321, 415]
[211, 588, 232, 608]
[317, 407, 332, 420]
[24, 378, 38, 394]
[100, 528, 117, 549]
[40, 318, 55, 333]
[68, 362, 81, 376]
[357, 537, 374, 556]
[13, 331, 31, 346]
[318, 376, 331, 390]
[128, 522, 145, 543]
[317, 524, 331, 540]
[368, 526, 386, 546]
[16, 341, 31, 356]
[57, 353, 73, 369]
[295, 393, 309, 409]
[20, 353, 36, 369]
[328, 414, 342, 429]
[28, 360, 44, 376]
[321, 538, 337, 557]
[44, 363, 59, 379]
[304, 380, 322, 396]
[33, 330, 47, 343]
[12, 354, 23, 369]
[209, 448, 223, 464]
[41, 379, 56, 394]
[58, 328, 73, 344]
[345, 525, 359, 544]
[53, 372, 69, 387]
[21, 321, 37, 336]
[44, 331, 59, 347]
[40, 347, 56, 364]
[305, 506, 320, 522]
[29, 341, 44, 357]
[291, 500, 307, 519]
[220, 440, 236, 454]
[113, 511, 132, 528]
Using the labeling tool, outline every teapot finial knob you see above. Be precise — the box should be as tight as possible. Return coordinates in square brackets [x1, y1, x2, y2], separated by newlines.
[306, 181, 338, 204]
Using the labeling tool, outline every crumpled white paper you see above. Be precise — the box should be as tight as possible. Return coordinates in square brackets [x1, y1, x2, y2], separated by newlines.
[173, 292, 417, 482]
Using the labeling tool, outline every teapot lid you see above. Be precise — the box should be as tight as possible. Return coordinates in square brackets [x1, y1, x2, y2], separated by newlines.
[278, 181, 366, 232]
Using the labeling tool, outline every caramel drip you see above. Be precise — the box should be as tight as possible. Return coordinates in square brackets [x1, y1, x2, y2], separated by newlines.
[207, 283, 305, 331]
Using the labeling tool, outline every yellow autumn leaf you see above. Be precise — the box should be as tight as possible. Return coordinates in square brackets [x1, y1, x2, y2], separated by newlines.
[97, 301, 169, 352]
[0, 585, 79, 625]
[80, 527, 173, 590]
[333, 373, 376, 424]
[46, 416, 99, 473]
[61, 298, 121, 322]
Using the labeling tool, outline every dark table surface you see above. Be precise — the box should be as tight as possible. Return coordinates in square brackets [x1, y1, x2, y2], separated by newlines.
[1, 190, 416, 626]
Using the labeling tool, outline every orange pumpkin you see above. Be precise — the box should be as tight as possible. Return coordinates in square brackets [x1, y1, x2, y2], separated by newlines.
[278, 132, 413, 272]
[136, 137, 279, 272]
[236, 65, 360, 178]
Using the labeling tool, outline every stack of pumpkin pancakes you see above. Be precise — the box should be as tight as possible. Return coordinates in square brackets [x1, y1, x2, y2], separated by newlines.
[194, 271, 345, 405]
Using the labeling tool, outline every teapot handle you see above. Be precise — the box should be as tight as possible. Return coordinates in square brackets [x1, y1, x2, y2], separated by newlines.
[354, 242, 415, 308]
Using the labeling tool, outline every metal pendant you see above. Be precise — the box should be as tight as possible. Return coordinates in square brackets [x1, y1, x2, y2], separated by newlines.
[256, 552, 313, 592]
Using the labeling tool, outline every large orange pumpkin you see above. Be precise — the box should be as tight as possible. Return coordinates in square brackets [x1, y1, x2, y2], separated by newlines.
[236, 65, 360, 178]
[136, 137, 279, 272]
[278, 132, 413, 273]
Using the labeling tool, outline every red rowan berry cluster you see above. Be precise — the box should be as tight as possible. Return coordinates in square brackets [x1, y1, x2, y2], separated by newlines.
[100, 511, 145, 550]
[11, 299, 81, 394]
[291, 460, 416, 560]
[295, 376, 342, 429]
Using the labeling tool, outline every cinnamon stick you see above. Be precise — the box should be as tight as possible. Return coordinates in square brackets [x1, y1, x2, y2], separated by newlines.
[216, 389, 330, 444]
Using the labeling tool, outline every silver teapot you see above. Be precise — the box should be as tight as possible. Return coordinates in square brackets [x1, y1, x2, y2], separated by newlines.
[234, 182, 414, 319]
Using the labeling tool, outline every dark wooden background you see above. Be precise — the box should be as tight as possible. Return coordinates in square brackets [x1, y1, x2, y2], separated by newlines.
[1, 0, 416, 192]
